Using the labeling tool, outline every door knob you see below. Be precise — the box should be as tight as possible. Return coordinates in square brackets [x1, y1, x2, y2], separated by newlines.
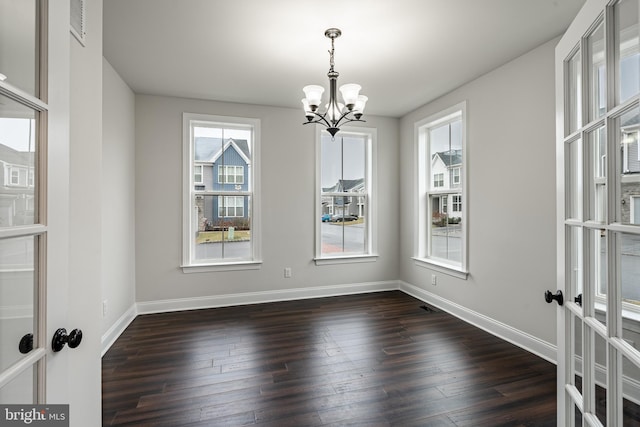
[19, 333, 33, 354]
[544, 290, 564, 306]
[52, 328, 83, 352]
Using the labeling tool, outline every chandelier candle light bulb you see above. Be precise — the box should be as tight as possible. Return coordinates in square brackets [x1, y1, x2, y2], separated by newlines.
[301, 28, 367, 137]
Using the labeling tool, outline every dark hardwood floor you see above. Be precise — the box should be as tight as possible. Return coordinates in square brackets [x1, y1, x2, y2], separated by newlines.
[103, 291, 559, 426]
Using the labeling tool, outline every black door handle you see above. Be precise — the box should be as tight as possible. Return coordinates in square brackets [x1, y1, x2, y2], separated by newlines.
[574, 293, 582, 307]
[19, 333, 33, 354]
[52, 328, 83, 352]
[545, 290, 564, 306]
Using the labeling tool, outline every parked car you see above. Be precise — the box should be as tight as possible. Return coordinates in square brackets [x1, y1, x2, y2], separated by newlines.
[331, 214, 359, 222]
[321, 214, 331, 222]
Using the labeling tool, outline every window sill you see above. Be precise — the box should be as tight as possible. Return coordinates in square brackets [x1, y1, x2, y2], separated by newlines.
[594, 302, 640, 333]
[412, 257, 468, 280]
[314, 254, 378, 266]
[181, 260, 262, 273]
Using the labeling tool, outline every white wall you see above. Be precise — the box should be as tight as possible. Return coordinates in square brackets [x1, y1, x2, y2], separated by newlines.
[101, 58, 136, 337]
[68, 0, 103, 420]
[400, 38, 559, 346]
[135, 95, 399, 304]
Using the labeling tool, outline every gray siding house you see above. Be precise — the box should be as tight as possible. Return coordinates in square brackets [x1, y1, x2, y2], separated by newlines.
[194, 137, 251, 231]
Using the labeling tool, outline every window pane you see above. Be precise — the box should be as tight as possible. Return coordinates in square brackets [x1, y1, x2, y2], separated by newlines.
[588, 22, 606, 121]
[0, 236, 36, 373]
[619, 107, 639, 226]
[430, 194, 462, 263]
[616, 0, 639, 104]
[320, 132, 368, 257]
[567, 49, 582, 134]
[194, 195, 251, 261]
[0, 0, 39, 97]
[320, 196, 366, 256]
[0, 95, 37, 228]
[588, 127, 606, 222]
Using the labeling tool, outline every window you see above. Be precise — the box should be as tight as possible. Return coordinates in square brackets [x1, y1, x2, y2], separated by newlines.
[452, 167, 461, 186]
[218, 196, 244, 218]
[452, 195, 462, 212]
[218, 165, 244, 184]
[433, 173, 444, 188]
[194, 164, 203, 184]
[182, 113, 261, 271]
[316, 127, 376, 264]
[10, 168, 19, 185]
[415, 102, 467, 277]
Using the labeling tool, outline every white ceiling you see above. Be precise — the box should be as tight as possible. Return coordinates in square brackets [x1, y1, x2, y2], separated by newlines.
[103, 0, 585, 118]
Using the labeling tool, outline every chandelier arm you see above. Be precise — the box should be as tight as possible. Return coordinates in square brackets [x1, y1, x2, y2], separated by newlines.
[333, 111, 366, 128]
[304, 112, 333, 128]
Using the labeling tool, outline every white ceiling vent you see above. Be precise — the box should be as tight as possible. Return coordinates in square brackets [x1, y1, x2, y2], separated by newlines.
[70, 0, 86, 46]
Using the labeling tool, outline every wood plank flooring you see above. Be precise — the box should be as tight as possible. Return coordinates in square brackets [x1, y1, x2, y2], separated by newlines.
[102, 291, 559, 426]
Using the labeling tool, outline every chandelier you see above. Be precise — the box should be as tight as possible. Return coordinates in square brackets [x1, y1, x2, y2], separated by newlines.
[301, 28, 368, 137]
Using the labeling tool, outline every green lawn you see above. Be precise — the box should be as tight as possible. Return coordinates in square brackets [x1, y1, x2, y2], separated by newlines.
[197, 230, 251, 244]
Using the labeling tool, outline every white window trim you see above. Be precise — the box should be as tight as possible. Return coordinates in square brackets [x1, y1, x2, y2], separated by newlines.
[314, 126, 378, 264]
[414, 101, 468, 278]
[181, 113, 261, 272]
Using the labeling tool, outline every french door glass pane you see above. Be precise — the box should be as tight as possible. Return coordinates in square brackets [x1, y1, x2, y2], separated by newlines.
[622, 353, 640, 423]
[567, 138, 582, 220]
[0, 236, 36, 373]
[594, 332, 607, 425]
[619, 233, 640, 307]
[0, 95, 37, 228]
[321, 196, 366, 255]
[615, 0, 639, 104]
[568, 49, 582, 134]
[589, 229, 607, 327]
[618, 107, 639, 226]
[589, 22, 606, 121]
[588, 127, 606, 222]
[569, 226, 584, 303]
[0, 365, 35, 404]
[193, 194, 252, 262]
[0, 0, 39, 97]
[572, 315, 583, 394]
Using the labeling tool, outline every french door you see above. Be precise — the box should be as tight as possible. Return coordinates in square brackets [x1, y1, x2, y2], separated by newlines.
[556, 0, 640, 425]
[0, 0, 77, 414]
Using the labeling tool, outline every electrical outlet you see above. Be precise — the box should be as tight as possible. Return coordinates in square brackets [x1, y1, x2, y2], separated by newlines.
[102, 300, 108, 317]
[431, 274, 437, 286]
[284, 267, 292, 278]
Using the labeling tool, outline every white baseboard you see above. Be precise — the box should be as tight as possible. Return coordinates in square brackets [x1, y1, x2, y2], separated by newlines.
[101, 304, 137, 357]
[399, 280, 557, 364]
[103, 280, 559, 366]
[136, 280, 398, 315]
